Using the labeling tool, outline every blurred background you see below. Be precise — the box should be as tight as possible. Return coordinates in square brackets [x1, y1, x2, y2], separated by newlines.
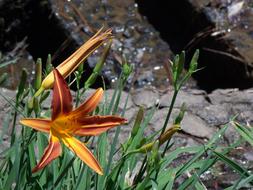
[0, 0, 252, 92]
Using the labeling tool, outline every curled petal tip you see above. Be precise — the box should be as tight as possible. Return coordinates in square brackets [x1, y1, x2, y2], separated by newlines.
[97, 170, 103, 175]
[97, 87, 104, 93]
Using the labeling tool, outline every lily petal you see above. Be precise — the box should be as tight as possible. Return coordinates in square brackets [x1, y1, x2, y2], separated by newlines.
[71, 88, 103, 117]
[20, 118, 50, 133]
[62, 135, 103, 175]
[74, 115, 126, 136]
[32, 135, 62, 173]
[52, 69, 73, 120]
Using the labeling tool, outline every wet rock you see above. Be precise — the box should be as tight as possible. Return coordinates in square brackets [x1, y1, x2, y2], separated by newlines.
[0, 0, 30, 52]
[0, 50, 34, 89]
[49, 0, 173, 89]
[0, 0, 68, 62]
[137, 0, 253, 91]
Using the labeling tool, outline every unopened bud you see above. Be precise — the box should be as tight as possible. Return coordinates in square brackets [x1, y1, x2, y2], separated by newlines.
[159, 125, 181, 145]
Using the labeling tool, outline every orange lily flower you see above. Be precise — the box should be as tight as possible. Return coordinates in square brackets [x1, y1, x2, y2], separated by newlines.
[20, 69, 126, 175]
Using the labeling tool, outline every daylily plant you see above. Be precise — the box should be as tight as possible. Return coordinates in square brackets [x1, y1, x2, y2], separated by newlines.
[20, 69, 126, 175]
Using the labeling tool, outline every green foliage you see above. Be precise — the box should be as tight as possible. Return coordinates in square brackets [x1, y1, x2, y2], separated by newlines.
[0, 73, 8, 86]
[34, 58, 42, 91]
[0, 49, 252, 190]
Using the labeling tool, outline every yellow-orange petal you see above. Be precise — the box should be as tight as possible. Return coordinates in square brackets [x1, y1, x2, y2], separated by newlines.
[20, 118, 51, 133]
[32, 135, 62, 173]
[71, 88, 103, 117]
[52, 69, 73, 120]
[73, 115, 127, 136]
[61, 135, 103, 175]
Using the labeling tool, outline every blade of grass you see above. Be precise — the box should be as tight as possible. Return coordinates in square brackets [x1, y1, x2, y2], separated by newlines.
[3, 143, 20, 190]
[53, 153, 75, 189]
[161, 146, 202, 170]
[233, 174, 253, 189]
[105, 75, 126, 175]
[37, 132, 48, 186]
[178, 138, 243, 189]
[157, 169, 176, 190]
[233, 122, 253, 146]
[0, 58, 18, 69]
[97, 133, 108, 189]
[211, 149, 250, 178]
[73, 164, 87, 190]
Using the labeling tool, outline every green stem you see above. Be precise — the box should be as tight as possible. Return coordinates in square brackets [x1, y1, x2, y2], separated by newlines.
[159, 88, 179, 157]
[75, 85, 80, 107]
[161, 139, 171, 158]
[133, 156, 147, 185]
[159, 89, 178, 136]
[105, 76, 124, 175]
[10, 111, 17, 145]
[34, 86, 45, 98]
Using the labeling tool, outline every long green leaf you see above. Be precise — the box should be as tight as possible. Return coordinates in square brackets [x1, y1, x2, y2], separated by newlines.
[233, 122, 253, 146]
[211, 149, 250, 178]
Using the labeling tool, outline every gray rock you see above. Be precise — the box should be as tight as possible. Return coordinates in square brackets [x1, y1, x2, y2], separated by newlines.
[172, 133, 203, 148]
[132, 87, 159, 108]
[149, 107, 215, 139]
[208, 88, 253, 105]
[207, 88, 253, 125]
[181, 112, 215, 139]
[0, 88, 16, 108]
[195, 104, 231, 126]
[124, 107, 139, 124]
[0, 88, 15, 130]
[149, 108, 169, 130]
[159, 89, 208, 109]
[224, 123, 241, 145]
